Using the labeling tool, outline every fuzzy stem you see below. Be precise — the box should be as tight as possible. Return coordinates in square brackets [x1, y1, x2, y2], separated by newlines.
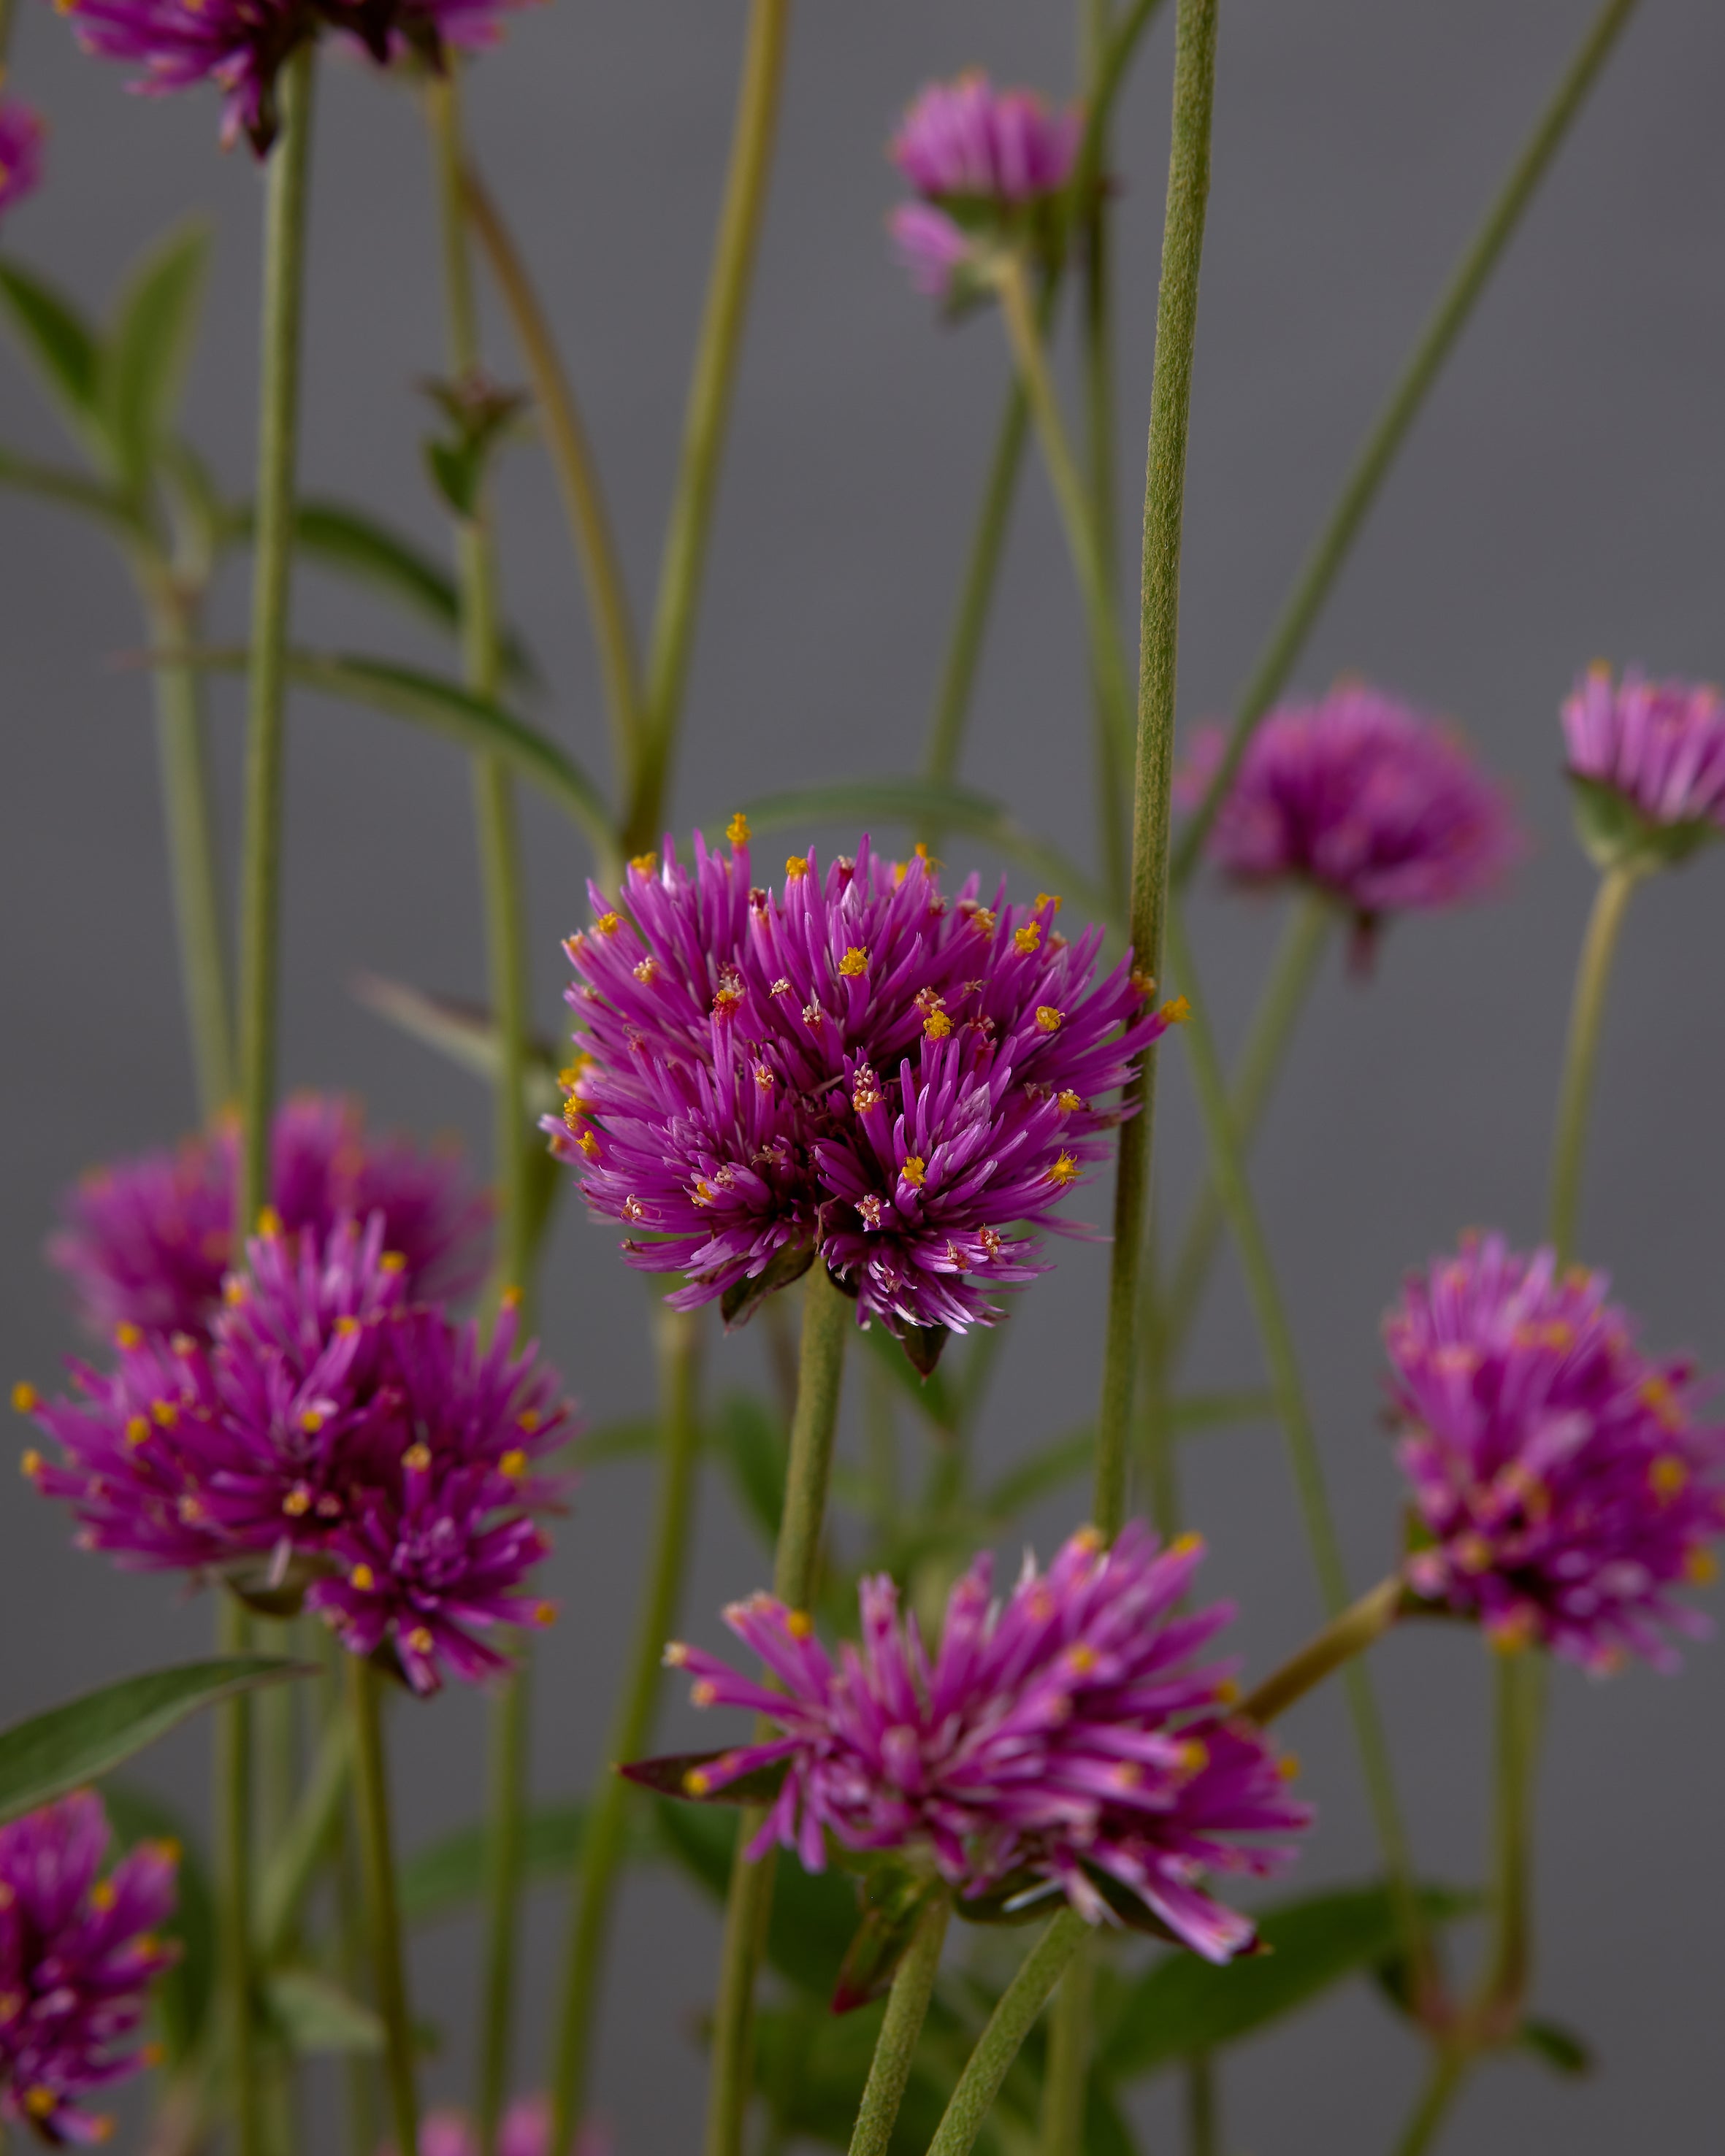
[1547, 861, 1640, 1267]
[1174, 0, 1643, 885]
[1390, 2049, 1466, 2156]
[704, 1266, 850, 2156]
[1093, 0, 1218, 1544]
[347, 1655, 419, 2156]
[923, 1911, 1088, 2156]
[1477, 1652, 1543, 2036]
[234, 45, 314, 1232]
[1240, 1576, 1405, 1726]
[216, 1597, 261, 2156]
[1185, 2054, 1218, 2156]
[550, 1305, 703, 2152]
[1036, 1921, 1093, 2156]
[846, 1892, 952, 2156]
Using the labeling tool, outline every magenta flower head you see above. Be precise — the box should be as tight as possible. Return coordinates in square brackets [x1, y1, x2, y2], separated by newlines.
[20, 1215, 570, 1694]
[0, 1789, 178, 2146]
[643, 1524, 1309, 1964]
[1561, 663, 1725, 873]
[1384, 1232, 1725, 1673]
[1178, 683, 1521, 953]
[0, 102, 45, 222]
[49, 1092, 489, 1345]
[548, 821, 1177, 1350]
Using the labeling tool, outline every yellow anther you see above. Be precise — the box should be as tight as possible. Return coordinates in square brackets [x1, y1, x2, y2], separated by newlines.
[1047, 1153, 1080, 1187]
[155, 1839, 182, 1865]
[299, 1409, 324, 1435]
[141, 2042, 166, 2068]
[334, 1316, 362, 1338]
[1454, 1532, 1493, 1575]
[380, 1251, 408, 1274]
[115, 1323, 143, 1351]
[727, 812, 751, 845]
[630, 852, 658, 875]
[1215, 1678, 1241, 1706]
[178, 1495, 204, 1523]
[11, 1383, 37, 1414]
[663, 1641, 691, 1668]
[1487, 1606, 1537, 1654]
[1158, 996, 1192, 1025]
[1177, 1740, 1209, 1776]
[351, 1565, 376, 1592]
[1014, 924, 1041, 955]
[562, 1098, 587, 1135]
[500, 1284, 524, 1311]
[1066, 1644, 1099, 1673]
[532, 1600, 558, 1628]
[24, 2088, 56, 2119]
[124, 1416, 150, 1449]
[500, 1449, 528, 1479]
[282, 1489, 312, 1516]
[1035, 1005, 1063, 1033]
[1171, 1531, 1204, 1557]
[684, 1768, 713, 1796]
[900, 1156, 927, 1188]
[90, 1881, 116, 1912]
[594, 911, 621, 935]
[1071, 1525, 1104, 1553]
[402, 1443, 432, 1472]
[786, 854, 809, 881]
[1112, 1761, 1142, 1788]
[1056, 1090, 1082, 1112]
[838, 946, 869, 977]
[91, 2119, 116, 2145]
[1129, 969, 1155, 1000]
[519, 1410, 541, 1433]
[1651, 1454, 1688, 1499]
[786, 1609, 814, 1639]
[20, 1450, 42, 1481]
[576, 1129, 600, 1159]
[691, 1679, 719, 1708]
[1277, 1753, 1301, 1782]
[223, 1278, 247, 1305]
[924, 1008, 953, 1040]
[971, 907, 997, 937]
[151, 1400, 178, 1428]
[1034, 892, 1062, 913]
[406, 1627, 435, 1654]
[1687, 1546, 1718, 1586]
[257, 1206, 283, 1238]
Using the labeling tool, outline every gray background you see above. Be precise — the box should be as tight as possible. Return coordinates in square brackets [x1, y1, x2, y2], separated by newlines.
[2, 0, 1723, 2148]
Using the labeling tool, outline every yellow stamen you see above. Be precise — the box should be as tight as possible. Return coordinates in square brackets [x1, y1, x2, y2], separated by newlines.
[90, 1881, 116, 1911]
[785, 1609, 814, 1639]
[1277, 1753, 1301, 1782]
[1034, 892, 1062, 913]
[1129, 969, 1155, 1000]
[20, 1450, 42, 1481]
[1651, 1454, 1688, 1499]
[1014, 923, 1041, 955]
[594, 911, 621, 935]
[1047, 1152, 1080, 1187]
[663, 1641, 690, 1668]
[151, 1400, 178, 1428]
[257, 1207, 283, 1238]
[970, 907, 996, 937]
[1177, 1739, 1209, 1775]
[684, 1768, 712, 1796]
[533, 1600, 557, 1627]
[24, 2088, 56, 2119]
[351, 1565, 375, 1592]
[124, 1416, 149, 1449]
[500, 1449, 528, 1479]
[406, 1627, 435, 1654]
[1215, 1678, 1240, 1706]
[519, 1411, 541, 1432]
[900, 1156, 927, 1188]
[1057, 1089, 1082, 1111]
[1034, 1005, 1063, 1033]
[1171, 1531, 1204, 1557]
[1071, 1526, 1104, 1552]
[1066, 1644, 1099, 1673]
[115, 1323, 143, 1351]
[500, 1284, 524, 1311]
[577, 1129, 600, 1159]
[1686, 1545, 1718, 1586]
[11, 1383, 37, 1414]
[334, 1315, 362, 1337]
[786, 854, 809, 880]
[630, 852, 658, 875]
[838, 946, 868, 977]
[1158, 996, 1192, 1025]
[402, 1443, 432, 1472]
[282, 1489, 311, 1516]
[924, 1008, 953, 1039]
[691, 1679, 718, 1708]
[727, 811, 751, 845]
[380, 1251, 408, 1274]
[299, 1409, 324, 1435]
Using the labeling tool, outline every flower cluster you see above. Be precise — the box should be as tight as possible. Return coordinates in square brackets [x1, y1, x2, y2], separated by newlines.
[887, 72, 1080, 304]
[1179, 683, 1521, 943]
[393, 2098, 611, 2156]
[0, 104, 45, 224]
[49, 1092, 489, 1346]
[548, 826, 1177, 1338]
[20, 1214, 570, 1693]
[1385, 1233, 1725, 1672]
[0, 1790, 178, 2147]
[654, 1524, 1309, 1962]
[1561, 663, 1725, 870]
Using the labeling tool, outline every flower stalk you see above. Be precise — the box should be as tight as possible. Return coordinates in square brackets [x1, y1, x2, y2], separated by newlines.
[924, 1911, 1088, 2156]
[347, 1653, 420, 2156]
[1547, 860, 1640, 1267]
[846, 1892, 951, 2156]
[1241, 1576, 1405, 1727]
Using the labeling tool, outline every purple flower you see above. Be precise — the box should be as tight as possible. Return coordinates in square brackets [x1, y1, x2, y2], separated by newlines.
[1178, 683, 1522, 938]
[887, 203, 973, 300]
[1561, 663, 1725, 868]
[657, 1524, 1309, 1962]
[49, 1092, 489, 1344]
[0, 1790, 178, 2146]
[1384, 1232, 1725, 1673]
[0, 103, 45, 222]
[20, 1216, 571, 1694]
[548, 827, 1176, 1336]
[388, 2098, 611, 2156]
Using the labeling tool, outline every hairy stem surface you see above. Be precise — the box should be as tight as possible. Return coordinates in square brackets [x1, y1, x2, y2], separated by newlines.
[348, 1655, 419, 2156]
[1547, 861, 1639, 1267]
[846, 1894, 951, 2156]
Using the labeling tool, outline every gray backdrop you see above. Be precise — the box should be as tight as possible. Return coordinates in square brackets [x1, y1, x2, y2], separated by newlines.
[2, 0, 1723, 2148]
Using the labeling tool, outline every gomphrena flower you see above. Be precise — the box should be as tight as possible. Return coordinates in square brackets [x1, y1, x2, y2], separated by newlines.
[1384, 1232, 1725, 1672]
[20, 1215, 570, 1694]
[1178, 683, 1521, 943]
[0, 102, 45, 223]
[654, 1524, 1309, 1962]
[1561, 662, 1725, 870]
[0, 1789, 177, 2146]
[389, 2098, 611, 2156]
[548, 824, 1177, 1337]
[886, 72, 1080, 305]
[49, 1092, 489, 1344]
[58, 0, 535, 152]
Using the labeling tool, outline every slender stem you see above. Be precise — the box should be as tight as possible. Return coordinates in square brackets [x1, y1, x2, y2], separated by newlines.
[704, 1265, 850, 2156]
[1167, 901, 1431, 1995]
[235, 45, 314, 1232]
[346, 1655, 419, 2156]
[1546, 862, 1640, 1267]
[1390, 2049, 1466, 2156]
[1093, 0, 1218, 1544]
[923, 1910, 1087, 2156]
[1185, 2054, 1218, 2156]
[257, 1706, 352, 1964]
[334, 1785, 379, 2156]
[1174, 0, 1643, 885]
[550, 1305, 703, 2152]
[1477, 1652, 1543, 2036]
[847, 1893, 951, 2156]
[216, 1596, 261, 2156]
[473, 1645, 530, 2152]
[1036, 1922, 1093, 2156]
[1240, 1576, 1404, 1727]
[464, 164, 642, 799]
[629, 0, 792, 854]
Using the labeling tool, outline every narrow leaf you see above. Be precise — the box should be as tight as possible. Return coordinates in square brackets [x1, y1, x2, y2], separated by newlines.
[0, 1657, 311, 1827]
[399, 1801, 657, 1925]
[102, 218, 210, 489]
[265, 1968, 383, 2055]
[619, 1749, 791, 1807]
[1519, 2017, 1594, 2077]
[350, 973, 561, 1115]
[0, 443, 139, 537]
[102, 1782, 215, 2065]
[0, 259, 104, 451]
[832, 1868, 941, 2014]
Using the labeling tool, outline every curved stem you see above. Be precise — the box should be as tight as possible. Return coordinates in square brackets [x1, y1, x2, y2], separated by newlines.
[629, 0, 792, 854]
[846, 1892, 951, 2156]
[1036, 1922, 1092, 2156]
[1173, 0, 1644, 886]
[347, 1655, 419, 2156]
[235, 44, 314, 1231]
[1241, 1576, 1404, 1727]
[1079, 0, 1125, 908]
[216, 1597, 261, 2156]
[1390, 2049, 1466, 2156]
[704, 1266, 850, 2156]
[1547, 862, 1640, 1266]
[550, 1305, 703, 2152]
[923, 1910, 1087, 2156]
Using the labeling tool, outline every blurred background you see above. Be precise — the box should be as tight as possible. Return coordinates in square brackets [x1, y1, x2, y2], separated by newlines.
[2, 0, 1723, 2147]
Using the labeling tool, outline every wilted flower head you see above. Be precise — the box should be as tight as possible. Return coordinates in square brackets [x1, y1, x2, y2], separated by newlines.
[651, 1524, 1309, 1962]
[1561, 663, 1725, 871]
[21, 1216, 570, 1694]
[1179, 684, 1521, 942]
[49, 1092, 489, 1344]
[0, 103, 45, 222]
[0, 1789, 177, 2146]
[1385, 1232, 1725, 1672]
[389, 2097, 611, 2156]
[550, 825, 1176, 1340]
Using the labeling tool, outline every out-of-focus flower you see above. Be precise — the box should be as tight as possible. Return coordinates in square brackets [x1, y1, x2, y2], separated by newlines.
[1384, 1232, 1725, 1673]
[389, 2096, 612, 2156]
[1561, 663, 1725, 872]
[21, 1216, 570, 1693]
[887, 202, 973, 300]
[49, 1092, 489, 1344]
[0, 1789, 177, 2147]
[1177, 685, 1521, 943]
[0, 103, 45, 221]
[651, 1524, 1309, 1962]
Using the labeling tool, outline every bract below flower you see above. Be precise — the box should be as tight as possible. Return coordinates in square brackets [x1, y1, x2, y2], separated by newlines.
[1561, 663, 1725, 871]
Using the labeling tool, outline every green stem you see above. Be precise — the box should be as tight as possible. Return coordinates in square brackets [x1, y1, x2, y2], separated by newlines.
[1185, 2054, 1218, 2156]
[235, 44, 315, 1232]
[1166, 901, 1432, 1998]
[1546, 862, 1640, 1267]
[1174, 0, 1643, 885]
[346, 1654, 419, 2156]
[846, 1892, 951, 2156]
[477, 1645, 530, 2151]
[629, 0, 792, 854]
[923, 1910, 1087, 2156]
[1093, 0, 1218, 1544]
[1478, 1653, 1543, 2036]
[704, 1265, 850, 2156]
[216, 1597, 261, 2156]
[1390, 2049, 1466, 2156]
[1036, 1924, 1093, 2156]
[334, 1784, 379, 2156]
[550, 1305, 703, 2153]
[257, 1706, 351, 1964]
[1240, 1576, 1404, 1727]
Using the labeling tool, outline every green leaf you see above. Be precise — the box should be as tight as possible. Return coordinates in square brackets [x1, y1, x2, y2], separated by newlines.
[832, 1868, 940, 2014]
[719, 1240, 815, 1330]
[349, 973, 562, 1115]
[0, 442, 139, 538]
[0, 1658, 311, 1827]
[102, 1782, 215, 2066]
[1519, 2016, 1594, 2077]
[738, 778, 1117, 932]
[0, 259, 104, 454]
[651, 1798, 859, 2000]
[1096, 1881, 1479, 2082]
[425, 434, 482, 522]
[715, 1392, 788, 1547]
[621, 1749, 792, 1808]
[102, 218, 210, 491]
[264, 1967, 383, 2056]
[399, 1800, 657, 1926]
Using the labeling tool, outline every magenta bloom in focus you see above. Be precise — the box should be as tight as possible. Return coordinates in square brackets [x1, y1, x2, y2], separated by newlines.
[49, 1092, 489, 1344]
[1179, 683, 1521, 939]
[1561, 663, 1725, 870]
[0, 1790, 178, 2146]
[1385, 1232, 1725, 1672]
[654, 1524, 1309, 1962]
[0, 102, 45, 222]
